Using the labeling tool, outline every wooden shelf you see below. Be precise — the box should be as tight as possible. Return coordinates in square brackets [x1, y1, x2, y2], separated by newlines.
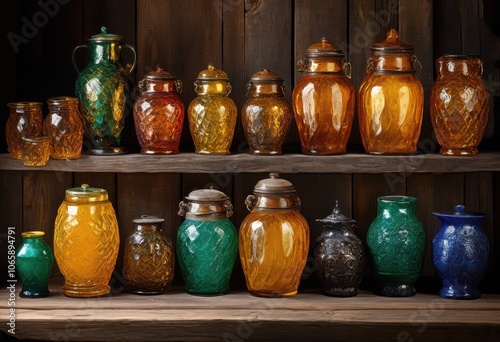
[1, 152, 500, 174]
[2, 285, 499, 341]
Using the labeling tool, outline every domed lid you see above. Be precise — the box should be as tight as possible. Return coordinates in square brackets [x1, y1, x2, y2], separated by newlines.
[65, 184, 108, 202]
[250, 69, 284, 82]
[432, 205, 486, 218]
[253, 173, 295, 194]
[179, 188, 233, 220]
[316, 201, 356, 225]
[371, 29, 413, 53]
[196, 63, 229, 81]
[185, 188, 229, 202]
[89, 26, 122, 41]
[132, 215, 165, 224]
[305, 37, 345, 58]
[144, 67, 176, 80]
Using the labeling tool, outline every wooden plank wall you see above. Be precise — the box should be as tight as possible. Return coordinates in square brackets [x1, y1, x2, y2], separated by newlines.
[0, 0, 499, 293]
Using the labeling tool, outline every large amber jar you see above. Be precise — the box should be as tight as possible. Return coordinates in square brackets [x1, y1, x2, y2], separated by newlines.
[241, 69, 292, 154]
[239, 173, 310, 297]
[43, 97, 84, 159]
[358, 29, 424, 154]
[187, 64, 237, 154]
[54, 184, 120, 298]
[6, 102, 43, 159]
[292, 38, 354, 155]
[133, 68, 184, 154]
[123, 216, 175, 294]
[430, 55, 490, 156]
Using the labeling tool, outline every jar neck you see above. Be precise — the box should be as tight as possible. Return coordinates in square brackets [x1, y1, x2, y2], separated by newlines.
[247, 82, 285, 97]
[142, 80, 178, 93]
[377, 196, 416, 216]
[370, 53, 416, 74]
[88, 41, 121, 65]
[300, 58, 344, 74]
[22, 236, 44, 245]
[8, 103, 42, 114]
[136, 224, 159, 232]
[195, 80, 230, 96]
[437, 56, 482, 77]
[254, 193, 299, 210]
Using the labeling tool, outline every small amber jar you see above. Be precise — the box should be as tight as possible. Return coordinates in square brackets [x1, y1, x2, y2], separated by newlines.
[54, 184, 120, 298]
[22, 136, 50, 166]
[187, 64, 237, 154]
[358, 29, 424, 155]
[6, 102, 43, 159]
[44, 97, 84, 159]
[241, 69, 292, 154]
[123, 216, 175, 294]
[133, 68, 184, 154]
[292, 38, 355, 155]
[239, 173, 310, 297]
[430, 55, 490, 156]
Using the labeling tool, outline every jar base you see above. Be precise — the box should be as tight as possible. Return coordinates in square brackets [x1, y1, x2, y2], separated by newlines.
[84, 147, 128, 155]
[301, 149, 346, 155]
[249, 149, 282, 155]
[141, 149, 179, 155]
[185, 289, 229, 297]
[50, 154, 82, 160]
[63, 283, 111, 298]
[195, 150, 231, 155]
[366, 150, 417, 156]
[439, 286, 481, 300]
[320, 287, 358, 297]
[375, 283, 416, 297]
[248, 289, 298, 298]
[20, 289, 50, 298]
[439, 147, 478, 156]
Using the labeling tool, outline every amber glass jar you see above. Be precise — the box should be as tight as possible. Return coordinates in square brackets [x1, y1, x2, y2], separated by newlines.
[241, 69, 292, 154]
[187, 64, 237, 154]
[430, 55, 490, 156]
[133, 68, 184, 154]
[54, 184, 120, 298]
[43, 97, 84, 159]
[123, 216, 175, 294]
[239, 173, 310, 297]
[292, 38, 355, 155]
[358, 29, 424, 155]
[6, 102, 43, 159]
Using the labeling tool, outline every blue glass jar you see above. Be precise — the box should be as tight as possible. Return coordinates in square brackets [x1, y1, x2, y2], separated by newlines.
[433, 205, 489, 299]
[177, 189, 238, 296]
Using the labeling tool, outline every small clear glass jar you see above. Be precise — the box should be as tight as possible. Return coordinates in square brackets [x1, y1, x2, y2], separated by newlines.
[6, 102, 43, 159]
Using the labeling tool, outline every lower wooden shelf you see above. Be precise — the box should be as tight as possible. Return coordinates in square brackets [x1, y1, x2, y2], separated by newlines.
[1, 284, 500, 342]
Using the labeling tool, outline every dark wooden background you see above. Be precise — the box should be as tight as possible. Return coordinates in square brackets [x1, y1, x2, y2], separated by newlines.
[1, 0, 499, 293]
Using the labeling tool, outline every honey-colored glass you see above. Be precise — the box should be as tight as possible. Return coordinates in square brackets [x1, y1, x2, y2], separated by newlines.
[430, 55, 490, 156]
[292, 38, 355, 155]
[44, 97, 84, 159]
[123, 216, 175, 294]
[239, 174, 310, 297]
[241, 69, 292, 154]
[6, 102, 43, 159]
[358, 29, 424, 155]
[187, 64, 237, 154]
[22, 136, 50, 166]
[133, 68, 185, 154]
[54, 184, 120, 298]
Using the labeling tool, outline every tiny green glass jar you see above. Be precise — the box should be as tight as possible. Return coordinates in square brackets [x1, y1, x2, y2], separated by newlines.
[16, 231, 54, 298]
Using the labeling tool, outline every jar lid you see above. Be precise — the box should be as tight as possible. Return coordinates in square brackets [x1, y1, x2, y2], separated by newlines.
[185, 188, 229, 202]
[253, 173, 295, 194]
[432, 205, 486, 218]
[48, 97, 79, 105]
[65, 184, 109, 202]
[144, 67, 176, 80]
[196, 64, 229, 81]
[371, 29, 413, 53]
[305, 37, 345, 58]
[89, 26, 122, 41]
[179, 188, 233, 219]
[250, 69, 284, 82]
[316, 201, 356, 224]
[21, 231, 45, 238]
[133, 215, 165, 224]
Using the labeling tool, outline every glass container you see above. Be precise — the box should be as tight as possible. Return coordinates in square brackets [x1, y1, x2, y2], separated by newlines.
[292, 38, 355, 155]
[123, 216, 175, 294]
[177, 188, 238, 295]
[22, 136, 50, 166]
[54, 184, 120, 297]
[43, 97, 84, 159]
[241, 69, 292, 154]
[239, 173, 310, 297]
[6, 102, 43, 159]
[358, 29, 424, 155]
[366, 196, 425, 296]
[133, 68, 184, 154]
[16, 231, 54, 298]
[430, 55, 490, 156]
[187, 64, 237, 154]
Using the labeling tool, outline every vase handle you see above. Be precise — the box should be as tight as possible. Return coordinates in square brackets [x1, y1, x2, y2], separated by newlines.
[72, 45, 88, 74]
[245, 195, 257, 212]
[122, 44, 137, 75]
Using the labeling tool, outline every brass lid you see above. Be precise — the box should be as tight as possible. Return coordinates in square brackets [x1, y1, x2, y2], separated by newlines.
[133, 215, 165, 224]
[305, 37, 344, 58]
[371, 29, 413, 53]
[196, 64, 229, 81]
[48, 97, 79, 106]
[179, 188, 233, 220]
[144, 67, 176, 80]
[88, 26, 122, 41]
[65, 184, 109, 202]
[253, 173, 295, 194]
[250, 69, 284, 82]
[316, 201, 356, 225]
[21, 231, 45, 238]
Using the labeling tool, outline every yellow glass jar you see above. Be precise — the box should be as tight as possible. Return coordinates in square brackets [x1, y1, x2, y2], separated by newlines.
[54, 184, 120, 297]
[6, 102, 43, 159]
[239, 173, 310, 297]
[358, 29, 424, 155]
[187, 64, 237, 154]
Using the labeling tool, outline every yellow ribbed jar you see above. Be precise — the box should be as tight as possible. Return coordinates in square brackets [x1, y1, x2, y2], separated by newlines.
[54, 184, 119, 297]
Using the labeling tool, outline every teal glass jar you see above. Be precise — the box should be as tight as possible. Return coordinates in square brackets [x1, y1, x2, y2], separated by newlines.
[16, 231, 54, 298]
[177, 189, 238, 295]
[366, 196, 425, 296]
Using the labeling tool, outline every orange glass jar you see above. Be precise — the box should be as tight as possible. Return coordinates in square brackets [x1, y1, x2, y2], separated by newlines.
[133, 68, 184, 154]
[430, 55, 490, 156]
[187, 64, 237, 154]
[44, 97, 84, 159]
[6, 102, 43, 159]
[241, 69, 292, 154]
[292, 38, 354, 155]
[54, 184, 120, 298]
[239, 173, 310, 297]
[358, 29, 424, 155]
